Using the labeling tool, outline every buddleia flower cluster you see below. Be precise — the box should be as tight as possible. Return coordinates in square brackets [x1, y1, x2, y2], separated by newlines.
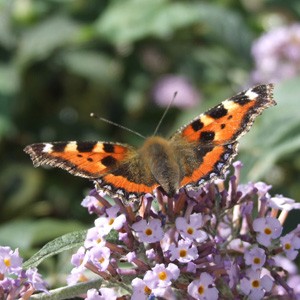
[67, 161, 300, 300]
[251, 23, 300, 84]
[0, 246, 47, 299]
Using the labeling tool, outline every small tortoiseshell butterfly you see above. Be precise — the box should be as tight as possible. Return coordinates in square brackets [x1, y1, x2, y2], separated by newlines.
[24, 84, 276, 202]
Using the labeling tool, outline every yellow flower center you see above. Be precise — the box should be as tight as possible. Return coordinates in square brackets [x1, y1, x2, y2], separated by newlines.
[158, 271, 167, 281]
[145, 228, 153, 236]
[78, 274, 88, 282]
[108, 218, 115, 226]
[179, 249, 187, 257]
[3, 258, 11, 267]
[198, 285, 205, 295]
[253, 257, 261, 264]
[252, 279, 260, 288]
[264, 227, 272, 235]
[144, 286, 152, 295]
[284, 243, 291, 250]
[187, 227, 194, 235]
[98, 257, 105, 264]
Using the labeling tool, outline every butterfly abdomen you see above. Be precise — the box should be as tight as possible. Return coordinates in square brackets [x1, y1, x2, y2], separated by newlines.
[140, 136, 180, 196]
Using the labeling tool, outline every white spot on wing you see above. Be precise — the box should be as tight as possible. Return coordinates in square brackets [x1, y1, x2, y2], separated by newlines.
[93, 142, 104, 152]
[245, 89, 258, 100]
[223, 100, 239, 110]
[65, 141, 77, 151]
[43, 143, 53, 153]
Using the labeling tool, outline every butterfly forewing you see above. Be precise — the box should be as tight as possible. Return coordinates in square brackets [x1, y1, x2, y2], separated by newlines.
[175, 84, 276, 146]
[24, 141, 134, 178]
[170, 84, 276, 190]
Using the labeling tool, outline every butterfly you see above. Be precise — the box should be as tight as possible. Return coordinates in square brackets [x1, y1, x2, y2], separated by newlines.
[24, 84, 276, 202]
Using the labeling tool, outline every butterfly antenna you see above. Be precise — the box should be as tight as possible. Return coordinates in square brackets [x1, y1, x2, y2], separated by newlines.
[90, 113, 146, 139]
[153, 91, 177, 136]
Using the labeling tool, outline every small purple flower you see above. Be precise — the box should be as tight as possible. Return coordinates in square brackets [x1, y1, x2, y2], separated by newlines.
[280, 233, 300, 260]
[85, 287, 117, 300]
[71, 246, 87, 272]
[152, 75, 200, 108]
[88, 246, 110, 272]
[132, 218, 164, 243]
[67, 271, 88, 286]
[0, 247, 22, 275]
[84, 227, 106, 249]
[187, 272, 219, 300]
[131, 278, 152, 300]
[94, 205, 126, 234]
[244, 246, 266, 270]
[143, 263, 180, 290]
[176, 213, 207, 242]
[81, 195, 101, 214]
[25, 267, 48, 293]
[254, 182, 272, 199]
[240, 269, 273, 300]
[169, 239, 199, 263]
[268, 195, 300, 211]
[253, 217, 282, 247]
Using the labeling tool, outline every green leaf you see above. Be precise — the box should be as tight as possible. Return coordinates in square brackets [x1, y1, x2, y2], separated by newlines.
[61, 50, 122, 83]
[95, 0, 252, 57]
[22, 229, 87, 269]
[95, 0, 200, 44]
[0, 219, 86, 250]
[195, 3, 253, 57]
[17, 14, 80, 65]
[30, 279, 103, 300]
[0, 63, 19, 95]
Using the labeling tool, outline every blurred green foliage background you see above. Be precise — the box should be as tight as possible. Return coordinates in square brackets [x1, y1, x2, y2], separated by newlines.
[1, 0, 300, 286]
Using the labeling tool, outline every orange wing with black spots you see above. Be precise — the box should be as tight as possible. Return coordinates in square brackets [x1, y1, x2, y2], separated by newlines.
[24, 141, 159, 201]
[170, 84, 276, 190]
[24, 141, 133, 178]
[177, 84, 275, 145]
